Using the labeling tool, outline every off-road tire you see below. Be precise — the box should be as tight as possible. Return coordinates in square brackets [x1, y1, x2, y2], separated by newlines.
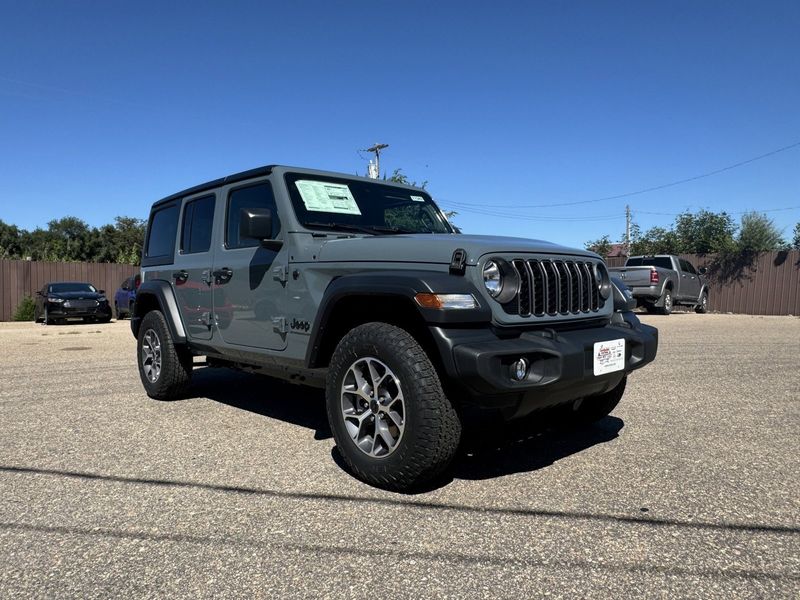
[659, 288, 673, 315]
[695, 291, 708, 314]
[326, 322, 462, 491]
[137, 310, 192, 400]
[567, 376, 627, 425]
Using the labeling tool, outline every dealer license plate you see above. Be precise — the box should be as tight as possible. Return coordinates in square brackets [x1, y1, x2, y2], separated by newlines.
[593, 338, 626, 376]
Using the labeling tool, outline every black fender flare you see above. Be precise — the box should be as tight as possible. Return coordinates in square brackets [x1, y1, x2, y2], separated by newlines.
[130, 279, 187, 343]
[305, 270, 491, 368]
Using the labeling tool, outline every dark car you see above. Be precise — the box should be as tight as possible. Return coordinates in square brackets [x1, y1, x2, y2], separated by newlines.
[114, 274, 141, 319]
[34, 282, 113, 325]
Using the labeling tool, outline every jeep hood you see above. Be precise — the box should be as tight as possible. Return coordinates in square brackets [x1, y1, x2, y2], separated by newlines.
[315, 234, 598, 265]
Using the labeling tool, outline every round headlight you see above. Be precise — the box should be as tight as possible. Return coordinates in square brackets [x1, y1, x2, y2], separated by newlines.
[483, 260, 503, 298]
[595, 262, 612, 300]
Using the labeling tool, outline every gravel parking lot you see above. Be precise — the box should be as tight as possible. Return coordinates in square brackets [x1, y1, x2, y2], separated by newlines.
[1, 314, 798, 598]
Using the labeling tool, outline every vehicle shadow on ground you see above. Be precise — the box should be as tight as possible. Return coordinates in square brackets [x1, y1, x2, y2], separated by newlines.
[189, 367, 623, 491]
[451, 413, 623, 481]
[190, 367, 332, 441]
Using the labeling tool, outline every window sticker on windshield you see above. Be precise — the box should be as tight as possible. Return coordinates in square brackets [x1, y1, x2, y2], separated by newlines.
[295, 180, 362, 215]
[410, 195, 426, 202]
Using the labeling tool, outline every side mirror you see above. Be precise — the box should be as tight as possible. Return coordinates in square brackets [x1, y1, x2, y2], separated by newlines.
[698, 267, 707, 275]
[98, 290, 106, 294]
[35, 291, 43, 296]
[240, 208, 275, 244]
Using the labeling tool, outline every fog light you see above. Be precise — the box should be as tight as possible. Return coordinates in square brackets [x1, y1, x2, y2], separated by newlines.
[511, 358, 529, 381]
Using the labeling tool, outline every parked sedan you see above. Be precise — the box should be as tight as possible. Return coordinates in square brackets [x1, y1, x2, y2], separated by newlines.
[114, 274, 140, 319]
[34, 282, 112, 325]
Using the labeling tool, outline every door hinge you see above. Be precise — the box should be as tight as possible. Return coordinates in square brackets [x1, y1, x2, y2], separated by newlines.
[272, 316, 288, 334]
[273, 265, 289, 283]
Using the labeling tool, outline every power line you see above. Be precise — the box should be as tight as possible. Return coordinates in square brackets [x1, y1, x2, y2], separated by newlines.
[444, 140, 800, 210]
[635, 205, 800, 217]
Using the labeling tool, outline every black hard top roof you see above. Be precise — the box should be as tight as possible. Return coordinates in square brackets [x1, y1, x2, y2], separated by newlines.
[151, 164, 426, 209]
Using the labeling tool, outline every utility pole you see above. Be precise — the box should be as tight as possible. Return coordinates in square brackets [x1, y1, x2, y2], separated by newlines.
[625, 204, 631, 257]
[364, 143, 389, 179]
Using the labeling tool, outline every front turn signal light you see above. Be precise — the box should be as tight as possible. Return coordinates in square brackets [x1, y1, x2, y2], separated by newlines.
[414, 293, 477, 310]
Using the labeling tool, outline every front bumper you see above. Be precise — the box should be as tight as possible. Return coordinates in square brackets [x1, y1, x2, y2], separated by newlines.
[430, 313, 658, 419]
[47, 301, 112, 319]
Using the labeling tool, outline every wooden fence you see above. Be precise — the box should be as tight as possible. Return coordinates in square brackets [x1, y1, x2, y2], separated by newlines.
[1, 252, 798, 320]
[605, 250, 800, 316]
[0, 260, 139, 321]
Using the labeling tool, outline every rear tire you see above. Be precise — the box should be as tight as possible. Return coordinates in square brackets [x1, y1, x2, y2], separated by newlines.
[137, 310, 192, 400]
[659, 288, 673, 315]
[695, 291, 708, 314]
[326, 322, 462, 491]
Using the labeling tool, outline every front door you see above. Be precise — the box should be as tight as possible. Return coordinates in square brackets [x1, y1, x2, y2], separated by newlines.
[212, 179, 287, 351]
[679, 259, 701, 301]
[173, 193, 216, 340]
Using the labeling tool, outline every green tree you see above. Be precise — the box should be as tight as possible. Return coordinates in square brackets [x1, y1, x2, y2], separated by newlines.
[42, 217, 95, 261]
[631, 226, 681, 256]
[736, 212, 785, 252]
[0, 219, 23, 258]
[791, 222, 800, 250]
[673, 210, 737, 254]
[585, 235, 613, 256]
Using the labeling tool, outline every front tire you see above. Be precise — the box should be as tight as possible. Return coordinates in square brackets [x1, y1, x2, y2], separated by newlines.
[137, 310, 192, 400]
[326, 322, 462, 491]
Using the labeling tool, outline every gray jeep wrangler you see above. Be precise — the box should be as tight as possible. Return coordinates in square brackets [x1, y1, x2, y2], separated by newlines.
[132, 165, 658, 490]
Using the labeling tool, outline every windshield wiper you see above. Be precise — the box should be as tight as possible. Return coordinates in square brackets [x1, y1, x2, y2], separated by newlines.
[303, 222, 413, 235]
[368, 225, 416, 234]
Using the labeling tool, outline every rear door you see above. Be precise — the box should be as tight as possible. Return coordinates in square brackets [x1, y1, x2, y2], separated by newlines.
[174, 193, 216, 340]
[212, 179, 287, 351]
[678, 259, 701, 300]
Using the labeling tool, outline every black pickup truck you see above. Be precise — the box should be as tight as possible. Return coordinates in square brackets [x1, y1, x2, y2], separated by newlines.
[608, 255, 709, 315]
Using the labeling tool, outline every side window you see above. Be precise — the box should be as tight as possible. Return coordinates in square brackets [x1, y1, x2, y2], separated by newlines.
[226, 182, 281, 249]
[145, 203, 180, 262]
[181, 194, 216, 254]
[684, 261, 697, 275]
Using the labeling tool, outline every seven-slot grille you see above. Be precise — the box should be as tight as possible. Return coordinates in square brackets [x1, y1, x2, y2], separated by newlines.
[509, 259, 602, 317]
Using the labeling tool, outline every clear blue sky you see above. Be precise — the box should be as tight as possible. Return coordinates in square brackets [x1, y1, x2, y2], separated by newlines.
[1, 1, 799, 248]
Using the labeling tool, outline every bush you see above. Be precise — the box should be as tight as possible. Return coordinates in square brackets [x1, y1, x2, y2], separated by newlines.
[13, 295, 36, 321]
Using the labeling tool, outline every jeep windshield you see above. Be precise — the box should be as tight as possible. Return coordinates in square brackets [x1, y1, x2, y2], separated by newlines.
[285, 173, 453, 235]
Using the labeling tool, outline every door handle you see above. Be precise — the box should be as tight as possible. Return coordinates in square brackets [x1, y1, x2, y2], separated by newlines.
[213, 267, 233, 283]
[172, 270, 188, 283]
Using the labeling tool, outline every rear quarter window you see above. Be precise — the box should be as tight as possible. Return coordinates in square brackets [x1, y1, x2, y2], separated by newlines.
[143, 203, 180, 266]
[626, 257, 673, 270]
